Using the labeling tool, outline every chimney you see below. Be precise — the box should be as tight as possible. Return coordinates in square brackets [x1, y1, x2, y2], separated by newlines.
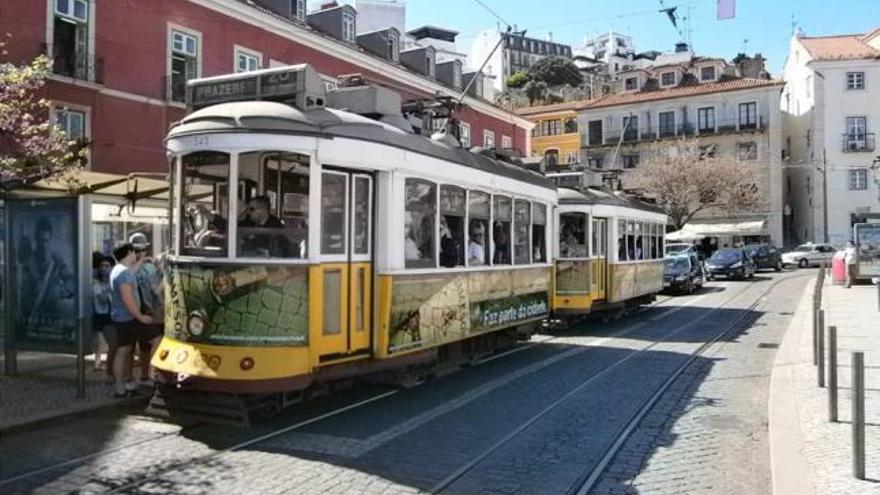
[675, 42, 689, 53]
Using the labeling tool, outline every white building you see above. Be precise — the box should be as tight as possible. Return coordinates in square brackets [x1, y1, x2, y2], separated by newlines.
[782, 28, 880, 246]
[470, 29, 573, 92]
[355, 0, 405, 34]
[575, 59, 785, 247]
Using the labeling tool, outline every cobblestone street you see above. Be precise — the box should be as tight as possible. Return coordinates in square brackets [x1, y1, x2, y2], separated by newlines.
[0, 270, 829, 495]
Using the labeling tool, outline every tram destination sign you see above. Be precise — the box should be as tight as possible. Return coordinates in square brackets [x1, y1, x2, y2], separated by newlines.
[188, 69, 303, 109]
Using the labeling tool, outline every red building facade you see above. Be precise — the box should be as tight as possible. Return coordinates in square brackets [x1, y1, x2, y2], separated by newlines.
[0, 0, 532, 175]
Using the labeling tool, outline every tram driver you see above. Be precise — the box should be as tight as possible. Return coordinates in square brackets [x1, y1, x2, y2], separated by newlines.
[238, 196, 290, 257]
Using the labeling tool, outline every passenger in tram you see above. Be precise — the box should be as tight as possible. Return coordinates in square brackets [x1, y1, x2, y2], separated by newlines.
[635, 238, 644, 260]
[493, 221, 511, 264]
[405, 223, 422, 261]
[439, 216, 464, 268]
[468, 219, 486, 266]
[238, 196, 289, 257]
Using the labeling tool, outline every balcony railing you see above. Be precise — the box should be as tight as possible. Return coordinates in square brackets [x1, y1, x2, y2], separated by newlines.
[841, 133, 876, 152]
[583, 117, 765, 148]
[40, 43, 104, 84]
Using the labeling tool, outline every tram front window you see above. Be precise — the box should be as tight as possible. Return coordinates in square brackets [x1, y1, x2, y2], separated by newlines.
[237, 151, 309, 259]
[180, 151, 231, 257]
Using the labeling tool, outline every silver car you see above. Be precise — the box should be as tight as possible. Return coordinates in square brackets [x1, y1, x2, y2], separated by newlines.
[781, 243, 836, 268]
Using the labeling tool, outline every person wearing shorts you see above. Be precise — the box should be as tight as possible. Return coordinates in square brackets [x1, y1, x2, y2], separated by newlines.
[109, 242, 154, 398]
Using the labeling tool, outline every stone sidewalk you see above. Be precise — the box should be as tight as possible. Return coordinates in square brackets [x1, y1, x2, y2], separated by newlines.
[0, 352, 146, 432]
[770, 278, 880, 494]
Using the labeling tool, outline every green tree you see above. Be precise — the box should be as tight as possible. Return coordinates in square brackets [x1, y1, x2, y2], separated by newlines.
[523, 80, 548, 105]
[0, 39, 84, 187]
[506, 70, 530, 89]
[527, 57, 583, 87]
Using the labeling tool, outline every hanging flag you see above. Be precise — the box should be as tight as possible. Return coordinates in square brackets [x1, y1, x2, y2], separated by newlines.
[660, 7, 679, 28]
[717, 0, 736, 20]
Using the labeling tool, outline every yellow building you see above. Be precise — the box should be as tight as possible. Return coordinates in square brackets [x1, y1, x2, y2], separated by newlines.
[517, 101, 589, 171]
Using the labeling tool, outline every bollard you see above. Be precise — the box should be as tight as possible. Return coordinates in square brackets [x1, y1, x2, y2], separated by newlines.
[812, 303, 819, 366]
[827, 326, 838, 422]
[852, 351, 865, 480]
[817, 310, 825, 388]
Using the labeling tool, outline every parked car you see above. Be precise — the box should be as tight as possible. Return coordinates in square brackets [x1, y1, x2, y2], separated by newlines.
[745, 243, 783, 271]
[705, 247, 757, 280]
[663, 254, 705, 294]
[781, 243, 836, 268]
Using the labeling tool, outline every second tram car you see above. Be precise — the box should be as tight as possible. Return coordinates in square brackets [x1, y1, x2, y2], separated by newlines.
[148, 64, 666, 421]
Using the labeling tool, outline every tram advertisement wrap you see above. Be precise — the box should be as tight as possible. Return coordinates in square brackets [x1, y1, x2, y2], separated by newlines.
[164, 263, 309, 346]
[9, 198, 79, 351]
[387, 267, 550, 353]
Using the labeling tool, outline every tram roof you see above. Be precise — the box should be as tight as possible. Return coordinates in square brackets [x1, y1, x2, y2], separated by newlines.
[557, 187, 666, 215]
[168, 101, 555, 190]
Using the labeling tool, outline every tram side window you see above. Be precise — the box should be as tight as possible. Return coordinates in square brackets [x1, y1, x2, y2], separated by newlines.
[238, 151, 309, 259]
[513, 200, 531, 265]
[618, 220, 627, 261]
[561, 212, 588, 258]
[653, 224, 660, 259]
[405, 179, 436, 268]
[467, 190, 490, 266]
[439, 185, 465, 268]
[180, 151, 231, 257]
[636, 222, 644, 260]
[532, 203, 546, 263]
[492, 195, 512, 264]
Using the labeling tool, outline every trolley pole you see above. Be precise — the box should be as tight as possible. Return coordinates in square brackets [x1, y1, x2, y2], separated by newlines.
[852, 351, 865, 480]
[827, 326, 838, 422]
[817, 309, 825, 388]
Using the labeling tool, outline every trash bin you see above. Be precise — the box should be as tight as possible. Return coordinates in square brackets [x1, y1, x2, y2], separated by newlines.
[831, 252, 847, 285]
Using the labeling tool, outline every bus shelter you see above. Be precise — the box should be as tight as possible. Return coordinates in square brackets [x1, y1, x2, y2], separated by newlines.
[1, 171, 169, 397]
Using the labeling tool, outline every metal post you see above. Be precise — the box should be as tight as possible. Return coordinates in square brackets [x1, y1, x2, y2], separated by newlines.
[812, 300, 819, 366]
[876, 281, 880, 312]
[76, 318, 86, 399]
[817, 310, 825, 387]
[828, 326, 838, 422]
[852, 351, 865, 480]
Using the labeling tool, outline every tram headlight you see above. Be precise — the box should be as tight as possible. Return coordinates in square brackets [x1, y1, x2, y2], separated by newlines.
[187, 312, 207, 336]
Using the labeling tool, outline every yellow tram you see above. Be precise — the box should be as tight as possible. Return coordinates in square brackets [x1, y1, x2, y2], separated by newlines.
[149, 64, 667, 420]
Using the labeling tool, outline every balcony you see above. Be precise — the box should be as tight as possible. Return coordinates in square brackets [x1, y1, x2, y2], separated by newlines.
[583, 117, 765, 148]
[40, 43, 104, 84]
[842, 133, 876, 153]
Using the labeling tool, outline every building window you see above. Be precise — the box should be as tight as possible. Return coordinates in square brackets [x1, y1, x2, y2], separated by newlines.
[169, 28, 199, 102]
[564, 117, 578, 134]
[426, 53, 435, 78]
[459, 122, 471, 148]
[739, 102, 757, 129]
[700, 66, 716, 81]
[295, 0, 306, 21]
[544, 150, 559, 169]
[52, 0, 90, 80]
[55, 106, 86, 141]
[849, 169, 868, 190]
[235, 47, 261, 73]
[622, 115, 638, 141]
[847, 72, 865, 90]
[624, 77, 639, 90]
[566, 151, 578, 164]
[501, 135, 512, 149]
[658, 111, 675, 137]
[697, 107, 715, 133]
[845, 116, 868, 150]
[388, 35, 399, 62]
[661, 72, 675, 86]
[622, 153, 639, 169]
[342, 12, 356, 42]
[588, 120, 603, 145]
[483, 130, 495, 148]
[453, 65, 462, 89]
[588, 157, 603, 169]
[737, 142, 758, 161]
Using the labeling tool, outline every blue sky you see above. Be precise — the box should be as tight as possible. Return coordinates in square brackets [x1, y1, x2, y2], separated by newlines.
[353, 0, 880, 75]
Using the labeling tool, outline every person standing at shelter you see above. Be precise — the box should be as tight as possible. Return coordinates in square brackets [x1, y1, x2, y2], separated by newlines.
[109, 242, 154, 397]
[91, 255, 113, 372]
[129, 233, 164, 385]
[844, 240, 858, 288]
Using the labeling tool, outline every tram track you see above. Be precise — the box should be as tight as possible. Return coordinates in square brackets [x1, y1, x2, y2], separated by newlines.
[428, 272, 808, 495]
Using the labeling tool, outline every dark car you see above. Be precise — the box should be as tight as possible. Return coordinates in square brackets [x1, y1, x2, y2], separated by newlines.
[705, 247, 757, 280]
[745, 243, 783, 271]
[663, 254, 704, 294]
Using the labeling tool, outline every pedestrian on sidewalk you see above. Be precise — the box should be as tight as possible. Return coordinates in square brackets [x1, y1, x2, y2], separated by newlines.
[91, 255, 114, 372]
[109, 242, 154, 398]
[129, 233, 164, 387]
[844, 240, 857, 288]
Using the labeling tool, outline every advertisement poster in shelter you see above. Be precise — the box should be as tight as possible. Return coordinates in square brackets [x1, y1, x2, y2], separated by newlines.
[9, 198, 79, 351]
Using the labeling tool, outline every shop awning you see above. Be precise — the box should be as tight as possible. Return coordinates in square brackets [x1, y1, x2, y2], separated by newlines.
[667, 219, 767, 241]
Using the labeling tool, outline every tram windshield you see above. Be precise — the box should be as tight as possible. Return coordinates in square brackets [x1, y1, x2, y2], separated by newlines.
[177, 150, 310, 259]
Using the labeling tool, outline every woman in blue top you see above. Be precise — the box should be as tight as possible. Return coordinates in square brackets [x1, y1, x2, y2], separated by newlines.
[109, 242, 155, 397]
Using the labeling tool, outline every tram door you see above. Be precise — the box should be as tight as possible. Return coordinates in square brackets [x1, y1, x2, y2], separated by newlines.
[316, 170, 373, 359]
[592, 217, 608, 301]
